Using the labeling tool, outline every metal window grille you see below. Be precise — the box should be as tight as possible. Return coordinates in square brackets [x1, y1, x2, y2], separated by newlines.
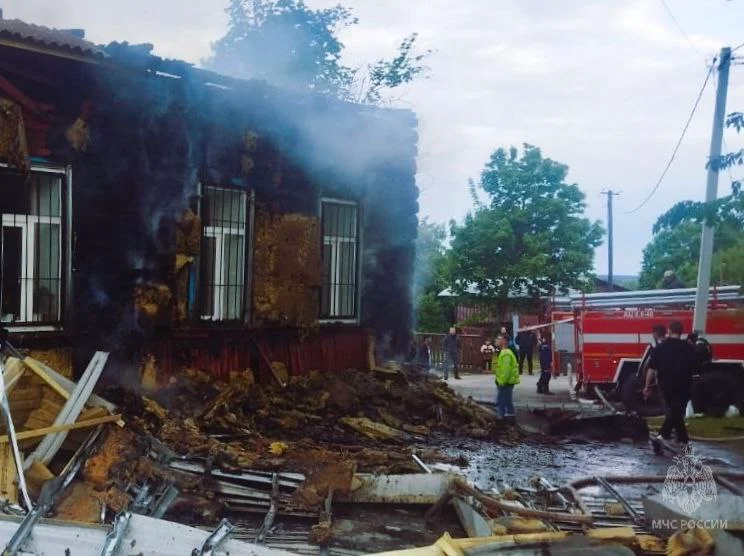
[0, 170, 63, 325]
[320, 200, 359, 319]
[200, 186, 248, 321]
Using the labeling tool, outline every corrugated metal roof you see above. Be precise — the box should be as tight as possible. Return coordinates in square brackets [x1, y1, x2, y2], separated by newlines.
[0, 18, 106, 59]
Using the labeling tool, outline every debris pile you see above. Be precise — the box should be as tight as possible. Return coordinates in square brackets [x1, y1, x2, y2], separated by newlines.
[141, 365, 508, 442]
[0, 350, 513, 538]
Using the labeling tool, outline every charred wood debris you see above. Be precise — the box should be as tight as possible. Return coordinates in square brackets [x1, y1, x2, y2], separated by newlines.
[0, 344, 519, 544]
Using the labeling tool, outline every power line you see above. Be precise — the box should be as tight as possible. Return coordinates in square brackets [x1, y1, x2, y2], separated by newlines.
[659, 0, 706, 63]
[733, 40, 744, 53]
[623, 61, 715, 214]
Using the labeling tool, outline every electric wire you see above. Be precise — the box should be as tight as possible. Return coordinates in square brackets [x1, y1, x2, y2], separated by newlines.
[659, 0, 706, 63]
[623, 62, 716, 214]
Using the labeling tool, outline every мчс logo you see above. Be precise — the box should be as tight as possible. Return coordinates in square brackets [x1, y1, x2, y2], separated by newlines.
[662, 445, 717, 514]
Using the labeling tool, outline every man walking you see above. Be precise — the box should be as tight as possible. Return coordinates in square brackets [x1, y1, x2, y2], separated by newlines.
[442, 327, 461, 380]
[516, 329, 536, 375]
[492, 334, 519, 419]
[643, 321, 696, 445]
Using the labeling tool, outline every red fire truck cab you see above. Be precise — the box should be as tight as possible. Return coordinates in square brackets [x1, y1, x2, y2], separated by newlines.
[554, 287, 744, 416]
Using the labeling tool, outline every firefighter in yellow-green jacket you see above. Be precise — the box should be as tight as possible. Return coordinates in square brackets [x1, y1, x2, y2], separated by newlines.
[491, 334, 520, 419]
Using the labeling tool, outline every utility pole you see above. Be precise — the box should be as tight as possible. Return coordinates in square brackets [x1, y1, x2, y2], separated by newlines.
[693, 47, 731, 333]
[602, 190, 620, 290]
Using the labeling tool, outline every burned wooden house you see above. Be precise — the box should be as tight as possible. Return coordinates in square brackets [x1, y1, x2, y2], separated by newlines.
[0, 18, 418, 381]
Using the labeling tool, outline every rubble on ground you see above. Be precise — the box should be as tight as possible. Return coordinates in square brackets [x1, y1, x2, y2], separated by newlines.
[0, 351, 516, 541]
[100, 364, 515, 477]
[2, 351, 697, 555]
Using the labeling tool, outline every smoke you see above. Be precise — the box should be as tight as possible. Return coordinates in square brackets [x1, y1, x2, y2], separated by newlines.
[46, 34, 418, 373]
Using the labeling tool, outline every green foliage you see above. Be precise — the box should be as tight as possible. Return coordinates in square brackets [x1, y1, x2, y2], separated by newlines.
[208, 0, 431, 103]
[413, 218, 453, 332]
[448, 144, 604, 316]
[362, 33, 432, 105]
[639, 221, 701, 289]
[714, 243, 744, 285]
[415, 292, 454, 333]
[413, 218, 447, 297]
[639, 202, 744, 289]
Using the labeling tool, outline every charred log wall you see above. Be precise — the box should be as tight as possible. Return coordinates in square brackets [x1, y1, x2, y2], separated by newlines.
[8, 48, 418, 372]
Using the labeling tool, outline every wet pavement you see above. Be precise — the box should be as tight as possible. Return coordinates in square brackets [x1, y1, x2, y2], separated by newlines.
[441, 371, 744, 491]
[441, 437, 744, 491]
[446, 371, 578, 409]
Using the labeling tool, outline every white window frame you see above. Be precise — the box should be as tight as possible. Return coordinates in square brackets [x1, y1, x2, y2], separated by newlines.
[1, 164, 66, 331]
[200, 185, 248, 322]
[319, 197, 361, 323]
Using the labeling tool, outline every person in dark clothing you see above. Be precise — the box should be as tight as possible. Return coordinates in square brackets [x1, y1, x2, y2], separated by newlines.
[442, 327, 461, 380]
[661, 270, 685, 289]
[537, 336, 553, 394]
[416, 337, 432, 370]
[516, 330, 536, 375]
[644, 321, 696, 444]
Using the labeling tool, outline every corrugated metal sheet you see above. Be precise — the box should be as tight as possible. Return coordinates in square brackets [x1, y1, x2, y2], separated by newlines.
[0, 18, 106, 58]
[145, 326, 370, 383]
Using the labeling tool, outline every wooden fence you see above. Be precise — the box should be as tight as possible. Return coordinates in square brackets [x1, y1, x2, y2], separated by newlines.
[412, 333, 488, 372]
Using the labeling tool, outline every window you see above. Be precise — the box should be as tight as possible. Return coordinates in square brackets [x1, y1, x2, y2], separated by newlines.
[320, 199, 359, 320]
[200, 186, 248, 321]
[0, 170, 64, 325]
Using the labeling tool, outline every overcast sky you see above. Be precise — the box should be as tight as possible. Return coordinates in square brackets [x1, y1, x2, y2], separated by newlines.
[8, 0, 744, 275]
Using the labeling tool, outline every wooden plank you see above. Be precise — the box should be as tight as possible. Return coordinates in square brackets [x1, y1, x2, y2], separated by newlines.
[0, 414, 122, 444]
[25, 461, 54, 499]
[20, 357, 70, 401]
[0, 444, 18, 504]
[33, 360, 119, 416]
[2, 358, 25, 398]
[25, 352, 109, 468]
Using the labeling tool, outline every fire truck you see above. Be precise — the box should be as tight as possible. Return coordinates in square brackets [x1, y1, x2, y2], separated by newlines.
[552, 286, 744, 417]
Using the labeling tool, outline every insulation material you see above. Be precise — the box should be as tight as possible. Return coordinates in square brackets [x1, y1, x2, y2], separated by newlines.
[65, 117, 90, 152]
[174, 209, 201, 322]
[174, 255, 194, 323]
[0, 98, 29, 172]
[241, 129, 259, 175]
[252, 210, 321, 328]
[175, 208, 202, 257]
[134, 283, 173, 320]
[27, 349, 74, 380]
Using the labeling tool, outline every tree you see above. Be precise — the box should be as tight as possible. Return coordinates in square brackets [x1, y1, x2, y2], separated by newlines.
[655, 111, 742, 230]
[448, 144, 604, 318]
[413, 218, 446, 298]
[207, 0, 431, 103]
[639, 202, 744, 288]
[412, 218, 453, 332]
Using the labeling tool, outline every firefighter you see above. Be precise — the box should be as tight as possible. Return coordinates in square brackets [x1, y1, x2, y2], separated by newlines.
[643, 321, 696, 445]
[516, 329, 536, 375]
[537, 335, 553, 395]
[661, 270, 685, 289]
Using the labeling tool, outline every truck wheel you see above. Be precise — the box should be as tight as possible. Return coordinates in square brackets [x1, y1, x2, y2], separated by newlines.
[621, 374, 664, 417]
[691, 372, 736, 418]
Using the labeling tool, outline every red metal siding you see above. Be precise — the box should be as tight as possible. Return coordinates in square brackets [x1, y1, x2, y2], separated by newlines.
[146, 326, 369, 383]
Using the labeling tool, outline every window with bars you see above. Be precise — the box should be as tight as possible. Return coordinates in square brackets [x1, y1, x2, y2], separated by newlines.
[320, 199, 359, 320]
[200, 186, 248, 321]
[0, 169, 64, 325]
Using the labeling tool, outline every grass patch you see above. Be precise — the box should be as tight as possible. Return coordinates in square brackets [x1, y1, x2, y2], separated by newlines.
[647, 415, 744, 439]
